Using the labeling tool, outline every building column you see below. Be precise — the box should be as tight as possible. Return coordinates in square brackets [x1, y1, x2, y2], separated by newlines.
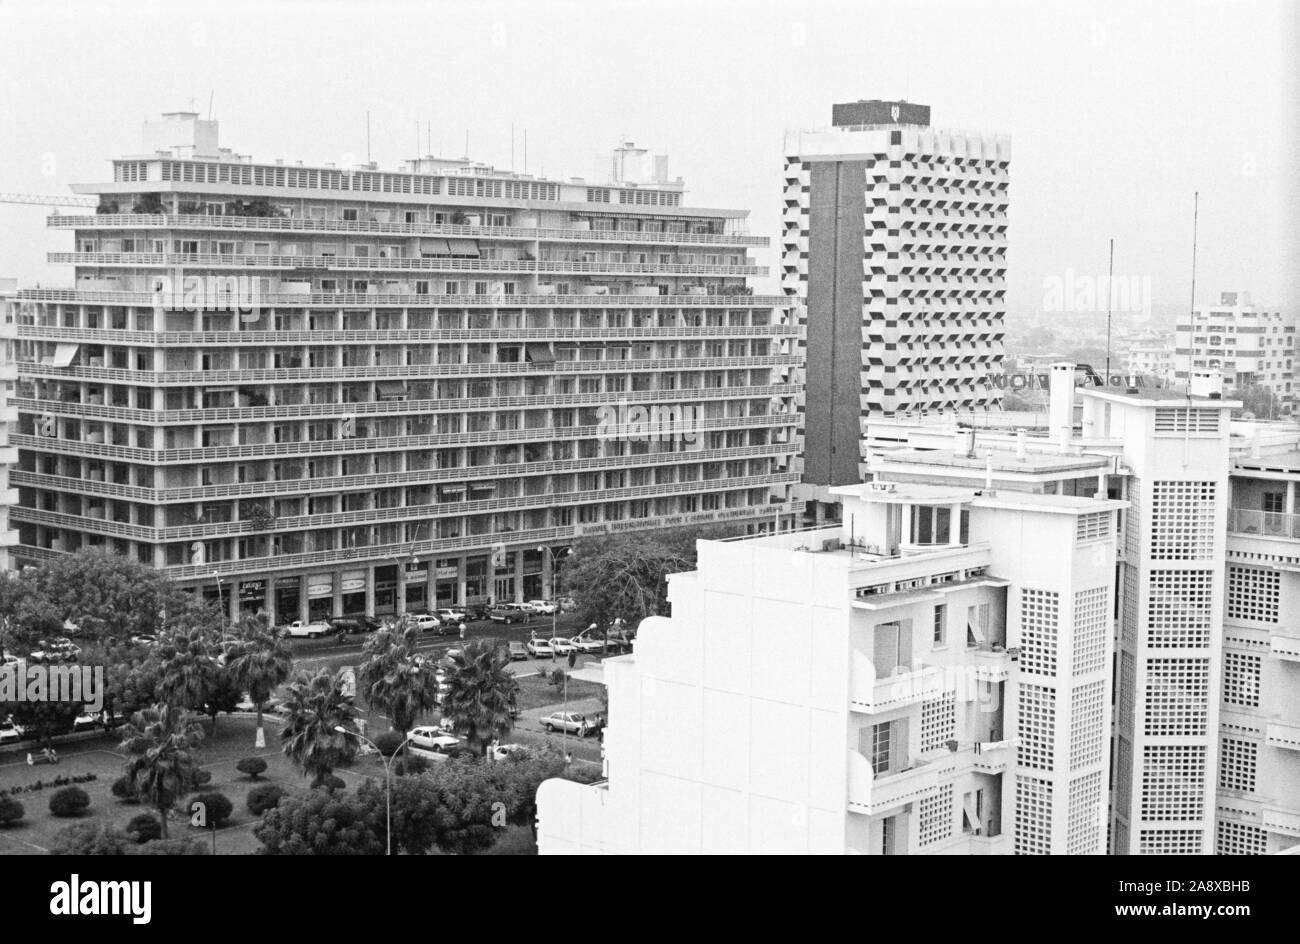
[1287, 481, 1296, 516]
[331, 574, 343, 620]
[395, 564, 407, 616]
[949, 503, 963, 546]
[265, 581, 277, 627]
[364, 564, 376, 617]
[426, 564, 436, 610]
[513, 549, 524, 602]
[542, 549, 553, 600]
[298, 577, 310, 622]
[457, 557, 468, 606]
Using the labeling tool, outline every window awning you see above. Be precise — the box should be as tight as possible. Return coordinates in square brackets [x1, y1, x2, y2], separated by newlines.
[420, 238, 451, 254]
[48, 343, 80, 368]
[377, 380, 407, 397]
[447, 239, 479, 256]
[525, 342, 556, 366]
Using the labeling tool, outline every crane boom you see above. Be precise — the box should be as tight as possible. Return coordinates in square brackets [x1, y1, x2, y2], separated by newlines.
[0, 192, 96, 208]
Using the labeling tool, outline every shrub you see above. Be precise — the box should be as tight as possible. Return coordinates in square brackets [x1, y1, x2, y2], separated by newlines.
[0, 796, 25, 827]
[48, 786, 90, 818]
[126, 813, 162, 843]
[189, 791, 233, 828]
[374, 730, 405, 757]
[235, 757, 268, 780]
[484, 824, 539, 855]
[111, 776, 140, 804]
[317, 775, 346, 793]
[135, 837, 208, 855]
[246, 783, 286, 816]
[193, 769, 213, 788]
[393, 754, 430, 777]
[50, 822, 129, 855]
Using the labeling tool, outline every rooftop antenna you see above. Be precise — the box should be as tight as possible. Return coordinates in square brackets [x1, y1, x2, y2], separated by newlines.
[207, 90, 214, 121]
[511, 123, 515, 172]
[523, 130, 528, 175]
[1189, 191, 1200, 327]
[464, 130, 469, 160]
[427, 120, 431, 156]
[1103, 238, 1114, 385]
[366, 111, 371, 165]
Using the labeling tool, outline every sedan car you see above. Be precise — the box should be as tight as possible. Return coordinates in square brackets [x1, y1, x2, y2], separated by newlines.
[0, 720, 23, 745]
[279, 619, 331, 639]
[525, 637, 554, 658]
[408, 613, 443, 633]
[491, 743, 528, 761]
[489, 604, 530, 624]
[548, 636, 577, 655]
[506, 641, 529, 661]
[436, 608, 468, 624]
[527, 600, 559, 615]
[407, 725, 461, 753]
[542, 711, 595, 736]
[130, 634, 159, 647]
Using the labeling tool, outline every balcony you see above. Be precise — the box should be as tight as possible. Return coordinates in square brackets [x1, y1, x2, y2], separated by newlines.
[1227, 507, 1300, 541]
[1270, 634, 1300, 662]
[1262, 805, 1300, 839]
[849, 657, 953, 714]
[1265, 721, 1300, 752]
[847, 750, 940, 816]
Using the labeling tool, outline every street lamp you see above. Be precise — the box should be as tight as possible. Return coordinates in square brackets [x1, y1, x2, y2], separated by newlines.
[335, 726, 417, 855]
[536, 545, 572, 653]
[213, 571, 227, 641]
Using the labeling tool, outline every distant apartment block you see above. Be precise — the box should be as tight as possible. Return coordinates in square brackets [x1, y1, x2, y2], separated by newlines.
[4, 113, 802, 619]
[0, 283, 18, 568]
[537, 477, 1121, 854]
[783, 99, 1009, 493]
[1125, 332, 1175, 386]
[1174, 292, 1296, 415]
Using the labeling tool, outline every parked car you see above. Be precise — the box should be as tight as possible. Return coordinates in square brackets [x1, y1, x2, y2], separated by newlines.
[436, 608, 468, 624]
[462, 603, 492, 621]
[542, 711, 595, 736]
[29, 638, 80, 662]
[0, 720, 23, 745]
[407, 725, 461, 753]
[507, 640, 529, 661]
[279, 619, 331, 638]
[526, 637, 554, 658]
[130, 633, 159, 647]
[570, 633, 607, 654]
[1, 653, 19, 668]
[72, 712, 101, 733]
[549, 636, 576, 655]
[333, 614, 380, 634]
[490, 604, 530, 624]
[527, 600, 559, 616]
[555, 596, 578, 613]
[491, 743, 528, 761]
[408, 612, 443, 633]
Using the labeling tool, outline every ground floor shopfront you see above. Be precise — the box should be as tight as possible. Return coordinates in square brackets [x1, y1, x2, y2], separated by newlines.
[195, 545, 562, 625]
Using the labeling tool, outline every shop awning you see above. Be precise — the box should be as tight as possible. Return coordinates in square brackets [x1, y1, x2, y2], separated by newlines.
[48, 343, 80, 368]
[525, 342, 555, 366]
[419, 238, 452, 254]
[447, 239, 479, 256]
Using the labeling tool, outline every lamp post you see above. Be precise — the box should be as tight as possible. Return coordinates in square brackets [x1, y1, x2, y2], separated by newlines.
[536, 545, 571, 651]
[213, 571, 227, 642]
[335, 726, 417, 855]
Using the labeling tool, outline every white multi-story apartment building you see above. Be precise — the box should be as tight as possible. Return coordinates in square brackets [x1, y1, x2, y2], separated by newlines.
[537, 477, 1122, 854]
[857, 364, 1299, 855]
[1174, 292, 1296, 416]
[3, 112, 802, 619]
[782, 99, 1008, 494]
[1125, 331, 1175, 387]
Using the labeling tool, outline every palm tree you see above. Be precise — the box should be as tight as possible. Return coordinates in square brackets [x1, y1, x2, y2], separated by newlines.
[119, 703, 205, 840]
[156, 626, 219, 719]
[441, 639, 520, 756]
[279, 668, 358, 787]
[356, 623, 440, 743]
[224, 616, 292, 748]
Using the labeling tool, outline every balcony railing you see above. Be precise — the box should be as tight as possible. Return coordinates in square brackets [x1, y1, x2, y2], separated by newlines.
[12, 499, 804, 581]
[1227, 507, 1300, 540]
[49, 252, 768, 278]
[10, 442, 795, 504]
[11, 382, 800, 425]
[49, 213, 770, 247]
[17, 288, 792, 309]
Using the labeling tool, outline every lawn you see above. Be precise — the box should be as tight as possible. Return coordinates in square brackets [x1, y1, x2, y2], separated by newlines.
[0, 715, 327, 855]
[515, 672, 603, 712]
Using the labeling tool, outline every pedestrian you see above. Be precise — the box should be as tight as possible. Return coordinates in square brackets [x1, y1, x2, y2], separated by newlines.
[458, 622, 466, 641]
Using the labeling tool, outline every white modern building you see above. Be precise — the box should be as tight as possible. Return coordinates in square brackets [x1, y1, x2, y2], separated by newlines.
[0, 284, 18, 568]
[4, 112, 802, 617]
[782, 99, 1009, 494]
[1174, 292, 1296, 416]
[537, 475, 1122, 854]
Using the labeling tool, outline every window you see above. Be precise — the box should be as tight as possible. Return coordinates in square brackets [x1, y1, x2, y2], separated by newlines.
[342, 208, 358, 221]
[932, 604, 947, 646]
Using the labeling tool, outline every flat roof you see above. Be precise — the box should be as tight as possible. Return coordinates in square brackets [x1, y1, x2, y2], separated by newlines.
[1080, 387, 1241, 407]
[831, 482, 977, 505]
[880, 447, 1108, 474]
[1235, 450, 1300, 474]
[972, 492, 1128, 516]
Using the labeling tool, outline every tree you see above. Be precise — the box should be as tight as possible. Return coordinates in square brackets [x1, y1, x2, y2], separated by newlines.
[49, 823, 131, 855]
[356, 624, 439, 742]
[223, 616, 292, 747]
[156, 627, 220, 716]
[236, 757, 268, 780]
[439, 640, 520, 757]
[254, 788, 384, 855]
[0, 797, 24, 826]
[119, 703, 205, 839]
[202, 668, 243, 734]
[3, 700, 79, 750]
[1233, 383, 1277, 419]
[279, 669, 359, 787]
[48, 786, 91, 818]
[564, 533, 692, 630]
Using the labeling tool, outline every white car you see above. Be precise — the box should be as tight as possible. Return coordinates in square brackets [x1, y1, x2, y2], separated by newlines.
[525, 637, 554, 658]
[0, 720, 23, 745]
[436, 608, 467, 624]
[280, 619, 331, 638]
[570, 633, 607, 653]
[409, 613, 444, 633]
[542, 711, 595, 736]
[407, 725, 461, 753]
[527, 600, 558, 616]
[549, 636, 577, 655]
[491, 743, 528, 761]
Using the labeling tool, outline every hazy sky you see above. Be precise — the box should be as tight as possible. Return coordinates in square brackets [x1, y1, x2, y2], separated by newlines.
[1, 0, 1296, 317]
